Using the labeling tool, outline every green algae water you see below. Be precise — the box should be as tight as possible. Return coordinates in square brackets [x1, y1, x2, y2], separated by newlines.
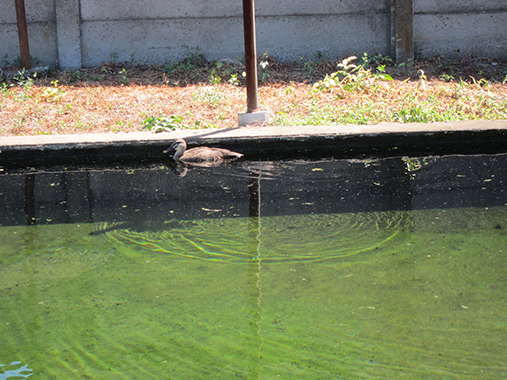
[1, 208, 506, 379]
[1, 155, 507, 379]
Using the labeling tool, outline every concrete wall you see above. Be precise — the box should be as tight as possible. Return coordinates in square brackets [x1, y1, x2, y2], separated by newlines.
[0, 0, 58, 66]
[0, 0, 505, 70]
[414, 0, 507, 59]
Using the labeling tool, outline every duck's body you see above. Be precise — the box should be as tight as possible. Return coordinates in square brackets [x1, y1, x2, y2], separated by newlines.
[163, 139, 243, 163]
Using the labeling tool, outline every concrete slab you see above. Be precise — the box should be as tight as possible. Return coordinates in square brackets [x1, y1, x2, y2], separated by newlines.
[238, 111, 270, 126]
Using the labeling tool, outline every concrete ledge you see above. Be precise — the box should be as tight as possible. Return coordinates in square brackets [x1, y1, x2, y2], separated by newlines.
[2, 119, 507, 147]
[1, 120, 507, 169]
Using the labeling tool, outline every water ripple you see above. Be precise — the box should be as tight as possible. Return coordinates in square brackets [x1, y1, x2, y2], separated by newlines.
[98, 211, 410, 264]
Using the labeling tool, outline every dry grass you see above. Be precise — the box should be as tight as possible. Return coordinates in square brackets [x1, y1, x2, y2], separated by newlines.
[1, 55, 506, 136]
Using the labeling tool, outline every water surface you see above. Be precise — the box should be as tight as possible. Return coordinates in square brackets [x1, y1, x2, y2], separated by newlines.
[1, 155, 506, 379]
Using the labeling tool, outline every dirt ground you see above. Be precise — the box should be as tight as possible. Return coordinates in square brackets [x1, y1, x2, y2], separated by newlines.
[1, 54, 506, 136]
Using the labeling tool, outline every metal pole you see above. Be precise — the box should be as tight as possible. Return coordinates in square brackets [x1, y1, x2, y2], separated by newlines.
[15, 0, 31, 69]
[242, 0, 258, 112]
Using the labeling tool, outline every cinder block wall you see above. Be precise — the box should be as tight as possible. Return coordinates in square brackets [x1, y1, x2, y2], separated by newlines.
[0, 0, 505, 70]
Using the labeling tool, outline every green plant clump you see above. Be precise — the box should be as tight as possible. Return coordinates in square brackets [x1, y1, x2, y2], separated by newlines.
[142, 115, 187, 133]
[142, 114, 216, 133]
[313, 55, 393, 94]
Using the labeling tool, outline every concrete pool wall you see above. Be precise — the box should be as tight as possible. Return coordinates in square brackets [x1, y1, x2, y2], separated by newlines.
[1, 120, 506, 169]
[1, 120, 507, 227]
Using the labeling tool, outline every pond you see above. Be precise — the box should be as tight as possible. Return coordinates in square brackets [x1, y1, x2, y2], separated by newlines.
[1, 153, 506, 379]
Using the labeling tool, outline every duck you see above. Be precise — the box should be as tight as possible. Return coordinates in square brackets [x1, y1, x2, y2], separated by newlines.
[163, 138, 244, 163]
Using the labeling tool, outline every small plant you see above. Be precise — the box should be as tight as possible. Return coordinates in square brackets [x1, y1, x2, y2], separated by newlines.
[193, 120, 217, 129]
[12, 56, 22, 67]
[210, 74, 221, 85]
[303, 60, 315, 78]
[313, 56, 392, 94]
[129, 51, 136, 67]
[163, 59, 194, 75]
[13, 113, 27, 131]
[417, 69, 427, 89]
[1, 82, 11, 96]
[13, 69, 35, 90]
[68, 70, 82, 82]
[118, 67, 129, 84]
[184, 46, 206, 66]
[285, 81, 295, 95]
[2, 54, 10, 66]
[473, 77, 489, 88]
[163, 60, 184, 74]
[40, 80, 66, 102]
[228, 73, 240, 86]
[141, 114, 216, 132]
[163, 47, 208, 76]
[142, 115, 187, 133]
[11, 55, 38, 67]
[440, 73, 454, 82]
[110, 50, 119, 63]
[259, 52, 270, 83]
[210, 61, 223, 79]
[360, 52, 393, 68]
[402, 157, 422, 172]
[75, 121, 93, 131]
[111, 120, 133, 132]
[438, 62, 454, 73]
[192, 85, 228, 106]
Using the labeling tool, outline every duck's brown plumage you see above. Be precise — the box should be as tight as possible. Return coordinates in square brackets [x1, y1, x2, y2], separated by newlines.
[163, 139, 243, 162]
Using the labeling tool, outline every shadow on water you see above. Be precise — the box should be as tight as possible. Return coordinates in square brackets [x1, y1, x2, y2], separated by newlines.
[2, 154, 506, 228]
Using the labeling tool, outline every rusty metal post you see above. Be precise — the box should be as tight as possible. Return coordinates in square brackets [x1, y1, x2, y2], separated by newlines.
[242, 0, 258, 112]
[15, 0, 31, 69]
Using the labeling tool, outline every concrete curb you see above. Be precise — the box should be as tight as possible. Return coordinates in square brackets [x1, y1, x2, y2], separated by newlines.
[1, 120, 506, 169]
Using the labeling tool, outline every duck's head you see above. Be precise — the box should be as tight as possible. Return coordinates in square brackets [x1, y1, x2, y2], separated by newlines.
[163, 139, 187, 161]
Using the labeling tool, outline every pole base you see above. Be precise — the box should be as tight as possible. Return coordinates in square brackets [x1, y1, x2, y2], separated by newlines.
[238, 111, 269, 126]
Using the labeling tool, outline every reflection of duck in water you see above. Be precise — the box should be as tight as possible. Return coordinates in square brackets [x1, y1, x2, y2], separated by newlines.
[163, 138, 244, 163]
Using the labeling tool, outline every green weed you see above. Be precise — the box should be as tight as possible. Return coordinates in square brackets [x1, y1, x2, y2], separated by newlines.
[0, 83, 12, 96]
[274, 77, 507, 127]
[2, 54, 10, 66]
[192, 85, 229, 107]
[110, 50, 119, 62]
[163, 47, 207, 75]
[313, 56, 393, 95]
[39, 80, 66, 102]
[13, 113, 27, 131]
[111, 120, 133, 132]
[259, 52, 270, 83]
[13, 69, 35, 90]
[440, 73, 454, 82]
[142, 115, 187, 132]
[228, 73, 241, 86]
[118, 68, 129, 84]
[141, 114, 215, 133]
